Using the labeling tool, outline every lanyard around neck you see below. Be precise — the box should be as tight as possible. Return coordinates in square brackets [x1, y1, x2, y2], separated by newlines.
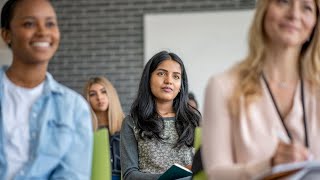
[262, 73, 309, 148]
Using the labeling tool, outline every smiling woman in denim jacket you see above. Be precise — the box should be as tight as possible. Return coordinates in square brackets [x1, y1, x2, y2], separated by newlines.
[0, 0, 93, 179]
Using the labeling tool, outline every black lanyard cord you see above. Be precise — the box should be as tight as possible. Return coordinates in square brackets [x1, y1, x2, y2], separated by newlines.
[262, 73, 309, 148]
[301, 78, 309, 147]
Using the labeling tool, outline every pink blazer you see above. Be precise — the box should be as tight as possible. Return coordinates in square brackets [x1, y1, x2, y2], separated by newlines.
[202, 69, 320, 179]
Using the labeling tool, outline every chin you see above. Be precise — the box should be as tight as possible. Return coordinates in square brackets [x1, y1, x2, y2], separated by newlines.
[279, 36, 305, 45]
[98, 107, 108, 111]
[160, 98, 175, 103]
[31, 55, 54, 63]
[93, 108, 106, 113]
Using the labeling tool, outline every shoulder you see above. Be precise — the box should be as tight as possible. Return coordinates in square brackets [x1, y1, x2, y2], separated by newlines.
[122, 115, 135, 129]
[46, 73, 88, 108]
[206, 67, 239, 96]
[121, 115, 138, 139]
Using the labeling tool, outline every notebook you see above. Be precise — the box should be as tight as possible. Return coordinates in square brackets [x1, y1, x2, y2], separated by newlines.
[158, 163, 192, 180]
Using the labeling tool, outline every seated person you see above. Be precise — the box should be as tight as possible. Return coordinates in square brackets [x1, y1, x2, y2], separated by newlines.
[84, 76, 124, 180]
[120, 51, 201, 180]
[0, 0, 93, 179]
[202, 0, 320, 179]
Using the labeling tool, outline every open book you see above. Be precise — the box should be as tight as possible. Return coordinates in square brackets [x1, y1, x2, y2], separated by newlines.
[261, 161, 320, 180]
[158, 163, 192, 180]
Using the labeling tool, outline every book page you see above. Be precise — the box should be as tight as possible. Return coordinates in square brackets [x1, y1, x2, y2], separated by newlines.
[258, 161, 320, 180]
[173, 163, 192, 173]
[272, 161, 309, 174]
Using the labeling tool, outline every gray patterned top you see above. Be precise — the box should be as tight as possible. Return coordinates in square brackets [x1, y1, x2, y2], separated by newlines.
[120, 115, 193, 180]
[133, 117, 193, 173]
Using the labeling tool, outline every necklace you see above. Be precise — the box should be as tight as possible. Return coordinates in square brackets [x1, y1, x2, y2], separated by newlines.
[262, 71, 297, 89]
[277, 81, 289, 89]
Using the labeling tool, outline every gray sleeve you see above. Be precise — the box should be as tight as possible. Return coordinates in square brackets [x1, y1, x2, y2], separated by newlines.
[120, 116, 162, 180]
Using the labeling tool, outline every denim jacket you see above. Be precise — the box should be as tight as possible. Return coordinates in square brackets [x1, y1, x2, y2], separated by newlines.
[0, 67, 93, 179]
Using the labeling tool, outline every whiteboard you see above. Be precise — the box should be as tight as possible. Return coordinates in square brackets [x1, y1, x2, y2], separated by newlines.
[144, 10, 254, 113]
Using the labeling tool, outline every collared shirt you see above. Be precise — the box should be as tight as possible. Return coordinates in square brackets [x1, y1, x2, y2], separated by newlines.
[0, 67, 93, 180]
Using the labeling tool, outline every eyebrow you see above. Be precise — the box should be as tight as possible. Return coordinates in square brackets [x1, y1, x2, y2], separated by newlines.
[156, 68, 181, 75]
[21, 16, 57, 20]
[303, 0, 316, 4]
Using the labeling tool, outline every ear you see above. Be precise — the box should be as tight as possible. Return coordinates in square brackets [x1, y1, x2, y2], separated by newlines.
[1, 28, 11, 46]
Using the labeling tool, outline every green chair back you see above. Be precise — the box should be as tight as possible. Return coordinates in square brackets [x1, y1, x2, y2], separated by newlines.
[91, 128, 112, 180]
[193, 127, 207, 180]
[194, 127, 202, 151]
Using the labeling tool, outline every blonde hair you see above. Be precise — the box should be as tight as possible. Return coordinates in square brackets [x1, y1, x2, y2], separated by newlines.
[84, 76, 124, 134]
[230, 0, 320, 117]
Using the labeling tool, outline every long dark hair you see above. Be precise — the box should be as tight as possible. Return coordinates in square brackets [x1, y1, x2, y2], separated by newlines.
[130, 51, 200, 148]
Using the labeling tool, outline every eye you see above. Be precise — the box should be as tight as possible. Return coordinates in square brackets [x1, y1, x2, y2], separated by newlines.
[173, 74, 181, 80]
[101, 90, 107, 94]
[89, 92, 97, 97]
[277, 0, 290, 6]
[23, 21, 35, 28]
[277, 0, 289, 5]
[157, 71, 165, 76]
[46, 21, 57, 28]
[302, 3, 316, 13]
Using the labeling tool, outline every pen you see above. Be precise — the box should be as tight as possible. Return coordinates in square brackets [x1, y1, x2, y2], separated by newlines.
[275, 130, 314, 160]
[275, 130, 291, 144]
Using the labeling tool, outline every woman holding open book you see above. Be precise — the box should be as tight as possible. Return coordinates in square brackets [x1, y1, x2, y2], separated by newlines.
[202, 0, 320, 179]
[120, 51, 200, 180]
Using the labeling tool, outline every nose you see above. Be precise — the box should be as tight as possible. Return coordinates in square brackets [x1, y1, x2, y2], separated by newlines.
[164, 75, 173, 85]
[96, 92, 103, 100]
[36, 23, 48, 36]
[287, 2, 301, 20]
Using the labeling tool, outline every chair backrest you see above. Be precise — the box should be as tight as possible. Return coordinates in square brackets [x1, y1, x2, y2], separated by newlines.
[91, 128, 112, 180]
[192, 127, 207, 180]
[194, 127, 202, 151]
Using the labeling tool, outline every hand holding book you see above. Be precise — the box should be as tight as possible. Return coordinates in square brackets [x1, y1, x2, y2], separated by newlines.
[271, 132, 311, 166]
[259, 132, 313, 180]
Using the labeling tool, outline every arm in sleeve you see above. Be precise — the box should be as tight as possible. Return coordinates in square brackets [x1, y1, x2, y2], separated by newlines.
[120, 116, 162, 180]
[50, 96, 93, 180]
[202, 76, 271, 180]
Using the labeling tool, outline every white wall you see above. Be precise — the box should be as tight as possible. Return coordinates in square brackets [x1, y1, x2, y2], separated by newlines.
[0, 1, 12, 67]
[0, 30, 12, 67]
[144, 10, 254, 113]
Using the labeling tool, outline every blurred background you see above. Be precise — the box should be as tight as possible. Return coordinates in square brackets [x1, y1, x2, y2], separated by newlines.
[0, 0, 255, 114]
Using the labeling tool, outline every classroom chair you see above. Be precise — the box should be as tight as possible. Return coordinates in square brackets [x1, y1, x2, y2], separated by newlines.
[91, 128, 112, 180]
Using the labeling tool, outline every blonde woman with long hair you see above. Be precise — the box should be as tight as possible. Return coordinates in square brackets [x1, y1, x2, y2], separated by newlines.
[202, 0, 320, 179]
[84, 76, 124, 180]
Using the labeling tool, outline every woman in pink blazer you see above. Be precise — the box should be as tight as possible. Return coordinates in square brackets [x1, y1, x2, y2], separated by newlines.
[202, 0, 320, 179]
